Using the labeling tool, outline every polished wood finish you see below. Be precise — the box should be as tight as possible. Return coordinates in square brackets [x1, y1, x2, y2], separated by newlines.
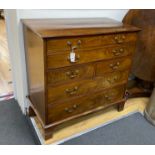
[23, 18, 139, 140]
[47, 63, 94, 85]
[48, 85, 125, 124]
[22, 18, 139, 38]
[24, 27, 46, 124]
[95, 56, 132, 75]
[95, 70, 129, 89]
[47, 71, 128, 104]
[48, 78, 96, 103]
[123, 10, 155, 82]
[47, 33, 137, 52]
[0, 19, 13, 96]
[47, 44, 135, 69]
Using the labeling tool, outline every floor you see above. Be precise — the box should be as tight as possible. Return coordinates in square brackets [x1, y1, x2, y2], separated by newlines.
[0, 99, 37, 145]
[33, 97, 149, 144]
[0, 19, 13, 98]
[0, 17, 151, 144]
[62, 113, 155, 145]
[0, 97, 150, 145]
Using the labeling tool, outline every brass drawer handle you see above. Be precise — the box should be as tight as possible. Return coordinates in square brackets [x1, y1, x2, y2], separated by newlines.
[65, 86, 78, 95]
[66, 70, 79, 79]
[107, 75, 119, 84]
[112, 48, 125, 56]
[67, 40, 81, 47]
[65, 104, 78, 113]
[65, 108, 73, 113]
[109, 62, 120, 70]
[104, 95, 112, 101]
[104, 93, 115, 101]
[114, 35, 126, 44]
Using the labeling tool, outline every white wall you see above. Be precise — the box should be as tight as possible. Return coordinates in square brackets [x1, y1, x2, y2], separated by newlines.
[5, 10, 27, 112]
[17, 10, 128, 21]
[5, 9, 128, 113]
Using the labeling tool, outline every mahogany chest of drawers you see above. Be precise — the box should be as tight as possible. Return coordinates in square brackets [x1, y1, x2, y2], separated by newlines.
[22, 18, 140, 139]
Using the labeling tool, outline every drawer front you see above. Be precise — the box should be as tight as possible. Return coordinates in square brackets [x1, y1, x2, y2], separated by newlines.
[47, 33, 137, 53]
[47, 45, 135, 69]
[47, 70, 128, 103]
[48, 85, 125, 123]
[95, 70, 129, 90]
[47, 64, 94, 85]
[47, 79, 97, 103]
[95, 56, 132, 75]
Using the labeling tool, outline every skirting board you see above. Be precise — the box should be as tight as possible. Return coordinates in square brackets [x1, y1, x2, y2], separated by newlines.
[30, 97, 149, 145]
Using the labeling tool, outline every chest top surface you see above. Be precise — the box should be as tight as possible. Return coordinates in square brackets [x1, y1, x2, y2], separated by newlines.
[22, 18, 140, 38]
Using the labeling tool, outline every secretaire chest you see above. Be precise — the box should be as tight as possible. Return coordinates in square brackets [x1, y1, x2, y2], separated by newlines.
[22, 18, 140, 140]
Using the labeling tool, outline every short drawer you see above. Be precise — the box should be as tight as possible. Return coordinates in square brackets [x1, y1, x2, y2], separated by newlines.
[95, 70, 129, 90]
[47, 33, 137, 53]
[95, 56, 132, 76]
[47, 79, 97, 103]
[47, 85, 125, 123]
[47, 64, 94, 85]
[47, 44, 135, 69]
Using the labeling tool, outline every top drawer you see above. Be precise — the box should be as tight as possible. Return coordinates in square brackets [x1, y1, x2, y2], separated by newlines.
[47, 33, 137, 54]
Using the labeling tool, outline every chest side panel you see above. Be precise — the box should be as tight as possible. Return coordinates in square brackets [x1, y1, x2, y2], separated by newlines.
[24, 26, 46, 124]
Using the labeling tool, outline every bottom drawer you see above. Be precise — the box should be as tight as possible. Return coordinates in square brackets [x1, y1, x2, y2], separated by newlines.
[48, 85, 125, 124]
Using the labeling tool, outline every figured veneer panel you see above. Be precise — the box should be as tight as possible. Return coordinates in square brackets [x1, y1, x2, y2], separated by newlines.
[47, 44, 135, 69]
[47, 85, 125, 124]
[47, 63, 94, 85]
[47, 70, 129, 104]
[47, 33, 137, 52]
[95, 56, 132, 76]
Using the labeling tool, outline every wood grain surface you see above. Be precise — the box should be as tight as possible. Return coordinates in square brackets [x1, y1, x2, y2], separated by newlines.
[123, 9, 155, 81]
[0, 19, 13, 96]
[22, 18, 140, 38]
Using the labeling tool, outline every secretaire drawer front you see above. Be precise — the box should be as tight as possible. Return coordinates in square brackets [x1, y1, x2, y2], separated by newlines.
[48, 85, 125, 123]
[47, 45, 135, 69]
[47, 33, 137, 53]
[47, 64, 94, 85]
[47, 79, 97, 103]
[95, 57, 132, 75]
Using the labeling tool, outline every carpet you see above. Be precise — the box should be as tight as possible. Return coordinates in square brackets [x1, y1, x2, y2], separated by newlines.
[61, 113, 155, 145]
[0, 99, 37, 145]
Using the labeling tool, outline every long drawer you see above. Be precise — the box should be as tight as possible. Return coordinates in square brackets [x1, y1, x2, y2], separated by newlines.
[47, 85, 125, 123]
[47, 33, 137, 53]
[47, 70, 128, 103]
[47, 44, 135, 69]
